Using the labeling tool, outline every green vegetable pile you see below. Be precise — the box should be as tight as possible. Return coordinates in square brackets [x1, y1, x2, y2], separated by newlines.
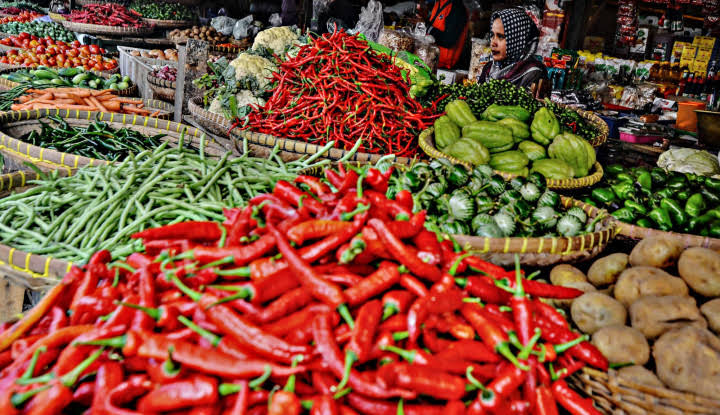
[130, 1, 194, 20]
[390, 159, 605, 238]
[3, 67, 132, 90]
[544, 99, 599, 142]
[579, 165, 720, 238]
[435, 98, 596, 180]
[0, 1, 44, 12]
[432, 79, 539, 116]
[0, 21, 75, 42]
[0, 138, 331, 263]
[23, 115, 164, 161]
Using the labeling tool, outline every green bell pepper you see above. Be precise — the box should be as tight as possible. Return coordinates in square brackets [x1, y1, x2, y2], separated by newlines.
[591, 187, 616, 205]
[605, 164, 625, 176]
[655, 188, 676, 200]
[701, 187, 720, 205]
[611, 182, 634, 200]
[636, 172, 652, 191]
[648, 207, 673, 231]
[582, 197, 597, 207]
[705, 177, 720, 191]
[615, 173, 635, 183]
[666, 175, 688, 190]
[687, 213, 714, 233]
[612, 207, 636, 223]
[660, 198, 687, 227]
[685, 193, 706, 218]
[675, 190, 690, 202]
[636, 218, 653, 228]
[710, 221, 720, 238]
[650, 168, 667, 186]
[624, 200, 647, 215]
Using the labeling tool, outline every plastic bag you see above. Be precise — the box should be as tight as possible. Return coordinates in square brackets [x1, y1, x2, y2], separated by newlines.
[212, 16, 237, 36]
[233, 15, 254, 39]
[349, 0, 383, 42]
[269, 13, 282, 27]
[383, 1, 416, 16]
[311, 0, 332, 32]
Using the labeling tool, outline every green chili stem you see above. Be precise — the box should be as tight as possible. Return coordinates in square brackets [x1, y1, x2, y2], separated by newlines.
[178, 315, 221, 347]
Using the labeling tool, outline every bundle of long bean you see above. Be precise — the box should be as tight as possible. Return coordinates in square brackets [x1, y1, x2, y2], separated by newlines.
[23, 115, 164, 161]
[0, 138, 333, 263]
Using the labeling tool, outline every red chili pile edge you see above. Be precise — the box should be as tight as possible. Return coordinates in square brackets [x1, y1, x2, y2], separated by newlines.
[0, 165, 608, 415]
[68, 4, 145, 28]
[243, 30, 440, 159]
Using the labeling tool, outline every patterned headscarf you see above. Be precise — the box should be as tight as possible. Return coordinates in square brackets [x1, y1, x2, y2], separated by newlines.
[490, 8, 539, 69]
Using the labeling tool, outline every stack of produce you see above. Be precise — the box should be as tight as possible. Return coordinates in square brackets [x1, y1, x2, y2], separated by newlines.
[0, 21, 76, 42]
[0, 36, 117, 71]
[0, 10, 39, 23]
[581, 165, 720, 237]
[10, 88, 156, 114]
[0, 141, 328, 262]
[128, 48, 178, 61]
[391, 159, 606, 237]
[68, 4, 145, 28]
[130, 1, 193, 21]
[435, 98, 596, 180]
[2, 68, 130, 90]
[21, 115, 164, 161]
[0, 166, 607, 415]
[244, 29, 440, 158]
[557, 237, 720, 399]
[168, 26, 231, 44]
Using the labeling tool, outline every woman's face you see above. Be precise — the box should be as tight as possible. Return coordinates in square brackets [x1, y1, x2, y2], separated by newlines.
[490, 18, 507, 61]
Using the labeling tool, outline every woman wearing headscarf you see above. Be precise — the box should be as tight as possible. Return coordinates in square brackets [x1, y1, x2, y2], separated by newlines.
[477, 8, 549, 96]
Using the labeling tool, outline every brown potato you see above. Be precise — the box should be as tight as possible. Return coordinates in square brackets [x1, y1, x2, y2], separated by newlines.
[592, 325, 649, 365]
[630, 295, 706, 339]
[613, 266, 688, 307]
[629, 236, 683, 268]
[571, 292, 627, 334]
[701, 299, 720, 334]
[587, 253, 628, 287]
[549, 264, 587, 286]
[653, 326, 720, 398]
[616, 365, 664, 388]
[549, 281, 596, 309]
[678, 247, 720, 297]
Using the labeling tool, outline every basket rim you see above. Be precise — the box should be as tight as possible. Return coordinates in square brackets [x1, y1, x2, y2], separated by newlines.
[188, 95, 233, 136]
[146, 72, 177, 89]
[616, 220, 720, 250]
[418, 127, 604, 190]
[142, 17, 195, 29]
[447, 196, 618, 256]
[61, 20, 154, 36]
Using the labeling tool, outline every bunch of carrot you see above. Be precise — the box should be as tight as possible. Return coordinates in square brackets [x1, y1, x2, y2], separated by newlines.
[11, 88, 161, 116]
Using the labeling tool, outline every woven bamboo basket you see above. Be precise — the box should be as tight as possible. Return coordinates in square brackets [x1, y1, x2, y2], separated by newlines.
[142, 18, 195, 29]
[570, 367, 720, 415]
[616, 222, 720, 251]
[449, 197, 617, 267]
[61, 20, 154, 36]
[0, 111, 236, 285]
[419, 127, 604, 190]
[187, 95, 232, 137]
[232, 126, 415, 165]
[48, 12, 66, 22]
[0, 68, 138, 97]
[567, 106, 608, 148]
[146, 73, 176, 102]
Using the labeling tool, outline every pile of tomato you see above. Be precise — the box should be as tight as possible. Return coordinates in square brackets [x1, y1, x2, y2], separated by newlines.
[0, 33, 117, 70]
[0, 10, 41, 24]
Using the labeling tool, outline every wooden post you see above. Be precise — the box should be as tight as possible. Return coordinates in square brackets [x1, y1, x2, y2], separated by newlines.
[174, 40, 209, 123]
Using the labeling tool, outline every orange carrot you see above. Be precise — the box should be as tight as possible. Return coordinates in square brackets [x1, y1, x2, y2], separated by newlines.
[87, 96, 108, 112]
[114, 98, 143, 104]
[122, 106, 150, 115]
[149, 110, 160, 117]
[102, 100, 122, 112]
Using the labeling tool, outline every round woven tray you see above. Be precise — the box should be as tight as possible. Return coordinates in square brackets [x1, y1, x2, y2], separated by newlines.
[449, 197, 617, 267]
[142, 18, 195, 29]
[232, 126, 415, 165]
[188, 95, 232, 137]
[147, 73, 176, 102]
[0, 68, 137, 97]
[565, 105, 609, 148]
[571, 367, 720, 415]
[61, 20, 153, 36]
[419, 127, 604, 190]
[0, 110, 228, 285]
[616, 221, 720, 250]
[48, 12, 66, 22]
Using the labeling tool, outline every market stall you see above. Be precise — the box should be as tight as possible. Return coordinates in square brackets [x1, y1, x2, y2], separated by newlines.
[0, 0, 717, 414]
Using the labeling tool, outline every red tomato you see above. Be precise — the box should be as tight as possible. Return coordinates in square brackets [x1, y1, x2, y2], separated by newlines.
[66, 49, 78, 57]
[102, 61, 115, 70]
[7, 49, 17, 56]
[39, 57, 48, 66]
[56, 54, 64, 64]
[80, 45, 90, 55]
[21, 39, 29, 48]
[89, 44, 100, 54]
[71, 40, 80, 48]
[35, 45, 44, 54]
[18, 32, 29, 40]
[93, 63, 102, 71]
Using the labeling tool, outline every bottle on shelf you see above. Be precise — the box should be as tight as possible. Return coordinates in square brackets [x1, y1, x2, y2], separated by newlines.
[676, 70, 688, 96]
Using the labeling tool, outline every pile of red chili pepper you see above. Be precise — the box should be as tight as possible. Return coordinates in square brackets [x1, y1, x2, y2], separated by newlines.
[0, 165, 607, 415]
[68, 4, 145, 28]
[243, 30, 439, 159]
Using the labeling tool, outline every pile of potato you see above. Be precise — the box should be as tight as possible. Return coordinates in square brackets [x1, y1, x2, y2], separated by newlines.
[168, 26, 230, 44]
[548, 237, 720, 398]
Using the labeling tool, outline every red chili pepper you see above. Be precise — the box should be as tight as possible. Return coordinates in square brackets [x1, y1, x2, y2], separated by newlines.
[369, 218, 441, 282]
[474, 364, 527, 412]
[399, 274, 429, 298]
[535, 319, 608, 371]
[310, 394, 339, 415]
[268, 390, 301, 415]
[436, 339, 501, 363]
[275, 180, 327, 216]
[72, 381, 94, 407]
[186, 233, 276, 266]
[551, 380, 601, 415]
[394, 190, 414, 212]
[381, 290, 414, 320]
[465, 276, 512, 304]
[344, 262, 400, 306]
[377, 362, 465, 400]
[295, 175, 332, 196]
[268, 223, 346, 308]
[533, 300, 569, 329]
[287, 220, 354, 245]
[534, 384, 559, 415]
[509, 264, 533, 346]
[255, 287, 313, 323]
[346, 393, 445, 415]
[461, 303, 528, 370]
[103, 374, 153, 415]
[412, 230, 442, 265]
[345, 299, 382, 363]
[500, 277, 584, 299]
[131, 221, 224, 242]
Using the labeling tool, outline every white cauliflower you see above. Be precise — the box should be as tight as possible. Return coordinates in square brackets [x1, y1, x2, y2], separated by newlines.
[235, 90, 266, 108]
[229, 53, 277, 89]
[252, 26, 299, 56]
[208, 90, 265, 119]
[208, 97, 224, 116]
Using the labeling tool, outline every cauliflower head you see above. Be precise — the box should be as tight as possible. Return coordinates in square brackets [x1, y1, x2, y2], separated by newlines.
[208, 90, 265, 120]
[229, 53, 277, 89]
[252, 26, 299, 56]
[235, 90, 266, 108]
